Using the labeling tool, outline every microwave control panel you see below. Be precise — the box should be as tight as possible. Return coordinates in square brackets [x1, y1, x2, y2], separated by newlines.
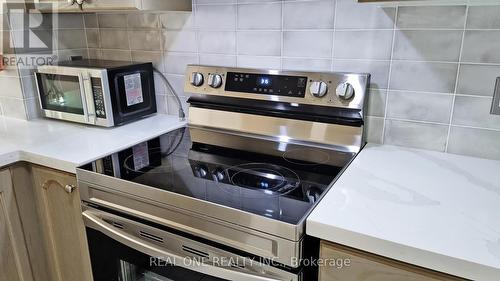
[91, 78, 106, 118]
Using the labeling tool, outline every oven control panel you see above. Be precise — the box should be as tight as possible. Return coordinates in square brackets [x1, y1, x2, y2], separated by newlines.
[184, 65, 370, 110]
[225, 72, 308, 98]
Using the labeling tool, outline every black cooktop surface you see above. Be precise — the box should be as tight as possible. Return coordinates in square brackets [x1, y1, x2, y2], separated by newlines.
[81, 127, 344, 225]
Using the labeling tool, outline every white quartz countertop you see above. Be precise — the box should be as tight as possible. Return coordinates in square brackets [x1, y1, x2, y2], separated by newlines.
[0, 114, 186, 173]
[307, 144, 500, 281]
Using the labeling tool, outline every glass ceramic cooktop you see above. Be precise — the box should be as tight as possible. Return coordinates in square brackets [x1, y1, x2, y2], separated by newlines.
[81, 127, 343, 225]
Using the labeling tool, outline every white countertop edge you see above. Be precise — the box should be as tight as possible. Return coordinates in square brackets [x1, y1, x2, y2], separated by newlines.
[307, 220, 498, 280]
[0, 115, 187, 173]
[0, 151, 24, 169]
[69, 122, 187, 167]
[16, 150, 77, 173]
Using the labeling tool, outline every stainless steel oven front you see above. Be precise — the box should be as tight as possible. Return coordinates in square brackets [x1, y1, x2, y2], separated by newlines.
[77, 65, 369, 281]
[35, 65, 114, 127]
[82, 204, 301, 281]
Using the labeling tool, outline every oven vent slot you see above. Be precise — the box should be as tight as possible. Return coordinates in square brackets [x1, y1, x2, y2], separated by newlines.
[104, 219, 124, 230]
[111, 222, 124, 229]
[139, 231, 164, 243]
[182, 245, 209, 259]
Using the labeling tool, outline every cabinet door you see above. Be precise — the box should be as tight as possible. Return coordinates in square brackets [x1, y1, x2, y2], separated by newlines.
[31, 166, 93, 281]
[319, 241, 464, 281]
[0, 169, 34, 281]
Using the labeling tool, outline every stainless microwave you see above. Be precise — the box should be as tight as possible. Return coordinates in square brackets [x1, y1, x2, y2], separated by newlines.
[35, 60, 157, 127]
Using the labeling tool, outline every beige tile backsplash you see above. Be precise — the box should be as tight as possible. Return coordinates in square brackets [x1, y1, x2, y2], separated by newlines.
[457, 64, 500, 96]
[384, 120, 449, 152]
[452, 96, 500, 130]
[0, 11, 87, 120]
[386, 91, 453, 124]
[392, 30, 463, 62]
[1, 1, 500, 161]
[396, 6, 466, 28]
[333, 30, 394, 60]
[448, 127, 500, 160]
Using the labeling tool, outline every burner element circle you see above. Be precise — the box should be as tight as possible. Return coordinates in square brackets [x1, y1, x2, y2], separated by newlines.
[230, 167, 286, 191]
[216, 163, 301, 198]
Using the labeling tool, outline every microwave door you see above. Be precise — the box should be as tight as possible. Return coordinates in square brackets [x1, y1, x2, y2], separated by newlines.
[35, 72, 91, 124]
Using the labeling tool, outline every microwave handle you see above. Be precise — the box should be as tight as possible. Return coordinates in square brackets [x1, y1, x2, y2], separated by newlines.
[77, 73, 90, 122]
[83, 210, 284, 281]
[79, 72, 96, 124]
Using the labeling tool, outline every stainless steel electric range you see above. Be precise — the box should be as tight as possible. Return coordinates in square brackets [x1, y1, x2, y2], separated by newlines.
[76, 65, 370, 281]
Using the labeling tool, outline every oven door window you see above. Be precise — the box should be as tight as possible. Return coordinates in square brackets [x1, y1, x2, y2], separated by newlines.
[87, 228, 226, 281]
[37, 73, 84, 115]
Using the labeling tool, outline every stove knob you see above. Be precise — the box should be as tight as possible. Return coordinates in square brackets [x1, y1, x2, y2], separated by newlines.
[190, 72, 204, 87]
[199, 168, 207, 178]
[194, 165, 208, 178]
[309, 81, 328, 98]
[208, 74, 223, 88]
[212, 169, 225, 182]
[336, 82, 355, 100]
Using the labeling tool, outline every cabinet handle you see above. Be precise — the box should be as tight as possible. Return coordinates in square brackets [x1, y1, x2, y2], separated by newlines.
[42, 180, 76, 194]
[64, 184, 76, 194]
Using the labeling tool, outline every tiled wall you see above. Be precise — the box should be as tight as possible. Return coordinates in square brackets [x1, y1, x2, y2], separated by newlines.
[84, 1, 500, 160]
[0, 11, 89, 120]
[2, 1, 500, 161]
[0, 8, 28, 119]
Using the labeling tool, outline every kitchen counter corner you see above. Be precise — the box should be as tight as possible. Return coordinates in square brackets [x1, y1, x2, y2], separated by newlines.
[307, 143, 500, 281]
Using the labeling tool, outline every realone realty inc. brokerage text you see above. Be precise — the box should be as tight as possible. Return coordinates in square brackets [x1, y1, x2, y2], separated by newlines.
[149, 256, 352, 269]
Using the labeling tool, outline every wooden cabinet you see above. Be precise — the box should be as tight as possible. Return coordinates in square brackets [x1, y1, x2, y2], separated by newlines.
[30, 165, 93, 281]
[0, 169, 34, 281]
[34, 0, 192, 12]
[319, 241, 464, 281]
[5, 164, 93, 281]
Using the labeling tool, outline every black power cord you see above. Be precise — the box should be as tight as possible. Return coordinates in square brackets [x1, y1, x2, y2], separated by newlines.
[153, 67, 186, 121]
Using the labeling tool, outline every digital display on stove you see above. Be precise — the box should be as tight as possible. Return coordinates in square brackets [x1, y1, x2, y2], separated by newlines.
[258, 77, 271, 87]
[225, 72, 307, 97]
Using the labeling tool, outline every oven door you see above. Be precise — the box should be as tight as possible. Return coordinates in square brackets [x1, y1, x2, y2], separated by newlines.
[83, 207, 300, 281]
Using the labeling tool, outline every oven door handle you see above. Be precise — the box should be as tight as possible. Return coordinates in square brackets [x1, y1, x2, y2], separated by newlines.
[82, 210, 286, 281]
